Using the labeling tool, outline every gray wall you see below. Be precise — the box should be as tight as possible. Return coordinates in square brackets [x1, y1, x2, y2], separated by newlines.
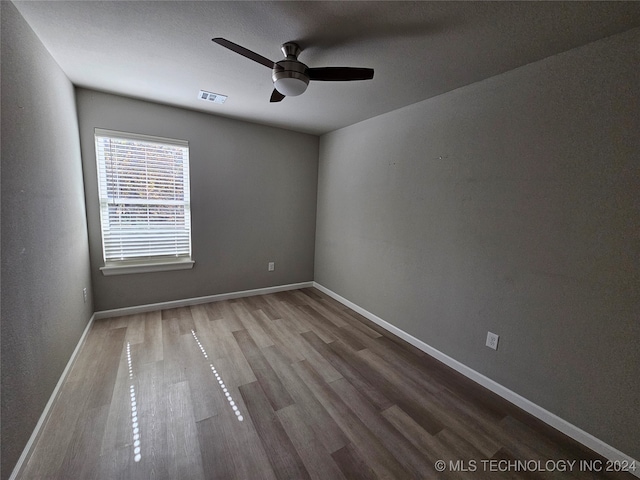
[315, 28, 640, 459]
[0, 3, 94, 478]
[76, 89, 318, 312]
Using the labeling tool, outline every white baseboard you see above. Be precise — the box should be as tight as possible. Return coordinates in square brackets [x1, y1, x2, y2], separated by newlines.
[94, 281, 314, 319]
[9, 313, 96, 480]
[313, 282, 640, 478]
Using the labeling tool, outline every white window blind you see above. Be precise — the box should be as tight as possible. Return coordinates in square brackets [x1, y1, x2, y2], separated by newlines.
[95, 129, 192, 267]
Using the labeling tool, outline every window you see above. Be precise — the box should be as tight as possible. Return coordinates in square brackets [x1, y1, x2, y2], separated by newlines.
[94, 129, 194, 275]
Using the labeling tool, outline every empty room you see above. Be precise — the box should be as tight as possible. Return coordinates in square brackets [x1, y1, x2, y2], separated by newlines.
[2, 1, 639, 479]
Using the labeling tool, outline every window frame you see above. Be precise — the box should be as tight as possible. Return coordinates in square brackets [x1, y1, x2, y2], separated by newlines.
[94, 128, 194, 276]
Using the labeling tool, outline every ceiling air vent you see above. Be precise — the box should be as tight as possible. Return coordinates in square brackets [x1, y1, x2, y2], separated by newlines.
[198, 90, 227, 104]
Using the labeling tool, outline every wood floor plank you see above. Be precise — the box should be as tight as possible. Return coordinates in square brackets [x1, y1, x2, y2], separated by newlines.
[300, 331, 393, 411]
[277, 404, 348, 480]
[162, 317, 188, 386]
[139, 310, 163, 364]
[504, 408, 611, 464]
[20, 379, 86, 478]
[22, 327, 121, 477]
[358, 348, 502, 457]
[65, 320, 113, 382]
[136, 359, 169, 479]
[213, 357, 256, 397]
[338, 313, 384, 340]
[439, 382, 585, 468]
[299, 345, 344, 383]
[277, 323, 344, 382]
[278, 301, 319, 335]
[238, 294, 263, 311]
[292, 359, 414, 480]
[241, 295, 282, 320]
[233, 329, 294, 411]
[216, 300, 245, 332]
[86, 327, 127, 409]
[290, 291, 348, 328]
[297, 287, 325, 302]
[381, 404, 467, 480]
[294, 289, 382, 340]
[435, 429, 506, 480]
[295, 304, 340, 343]
[490, 445, 572, 480]
[323, 335, 445, 435]
[203, 300, 223, 321]
[197, 372, 279, 480]
[161, 306, 196, 335]
[331, 443, 379, 480]
[270, 317, 320, 361]
[336, 324, 369, 351]
[199, 316, 235, 360]
[166, 381, 205, 480]
[196, 415, 235, 479]
[329, 376, 440, 479]
[437, 387, 509, 435]
[435, 427, 487, 463]
[274, 290, 307, 306]
[104, 315, 130, 330]
[251, 309, 306, 363]
[354, 332, 443, 396]
[369, 326, 428, 359]
[491, 448, 546, 480]
[124, 313, 146, 345]
[55, 404, 110, 479]
[261, 344, 349, 453]
[381, 404, 437, 454]
[301, 306, 359, 346]
[178, 331, 225, 422]
[208, 411, 279, 480]
[205, 318, 257, 386]
[95, 445, 132, 480]
[100, 339, 135, 455]
[385, 339, 454, 377]
[190, 304, 220, 356]
[499, 415, 601, 480]
[239, 381, 311, 480]
[214, 386, 279, 480]
[231, 301, 275, 349]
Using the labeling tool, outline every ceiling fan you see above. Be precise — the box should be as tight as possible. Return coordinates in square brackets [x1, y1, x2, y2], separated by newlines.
[212, 38, 374, 102]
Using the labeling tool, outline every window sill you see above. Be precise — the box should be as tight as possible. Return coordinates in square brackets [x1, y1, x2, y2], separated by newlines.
[100, 259, 195, 276]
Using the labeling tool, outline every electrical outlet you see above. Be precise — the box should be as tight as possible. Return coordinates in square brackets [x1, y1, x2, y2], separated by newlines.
[268, 262, 275, 272]
[486, 331, 499, 350]
[83, 288, 88, 303]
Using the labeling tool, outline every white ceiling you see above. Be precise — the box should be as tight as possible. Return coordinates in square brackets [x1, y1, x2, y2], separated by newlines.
[13, 1, 640, 135]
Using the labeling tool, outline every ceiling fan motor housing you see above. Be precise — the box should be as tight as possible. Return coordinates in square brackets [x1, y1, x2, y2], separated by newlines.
[272, 42, 309, 96]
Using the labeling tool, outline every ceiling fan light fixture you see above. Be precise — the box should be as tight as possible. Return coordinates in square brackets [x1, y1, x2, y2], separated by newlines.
[274, 76, 309, 96]
[272, 59, 310, 97]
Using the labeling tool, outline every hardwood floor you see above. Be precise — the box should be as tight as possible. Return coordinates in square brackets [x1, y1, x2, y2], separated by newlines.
[18, 288, 633, 479]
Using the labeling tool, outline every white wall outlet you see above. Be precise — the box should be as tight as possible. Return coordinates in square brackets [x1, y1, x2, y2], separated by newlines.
[268, 262, 275, 272]
[486, 331, 499, 350]
[83, 287, 88, 303]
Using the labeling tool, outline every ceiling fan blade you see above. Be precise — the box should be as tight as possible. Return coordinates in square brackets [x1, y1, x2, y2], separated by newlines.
[308, 67, 374, 81]
[270, 89, 285, 103]
[212, 37, 275, 69]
